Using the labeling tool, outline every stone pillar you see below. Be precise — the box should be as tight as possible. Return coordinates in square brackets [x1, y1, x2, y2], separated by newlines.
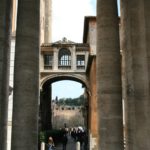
[0, 0, 12, 150]
[145, 5, 150, 149]
[44, 0, 52, 43]
[96, 0, 124, 149]
[11, 0, 17, 35]
[145, 1, 150, 121]
[41, 84, 52, 130]
[88, 56, 98, 150]
[72, 46, 76, 70]
[11, 0, 40, 149]
[120, 0, 150, 149]
[53, 48, 58, 70]
[40, 142, 45, 150]
[76, 141, 80, 150]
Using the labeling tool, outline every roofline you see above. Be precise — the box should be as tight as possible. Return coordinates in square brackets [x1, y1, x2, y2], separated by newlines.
[41, 43, 89, 47]
[82, 16, 121, 43]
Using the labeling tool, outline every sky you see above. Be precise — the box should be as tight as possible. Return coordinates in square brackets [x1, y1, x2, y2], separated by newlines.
[51, 0, 120, 43]
[52, 0, 96, 43]
[51, 0, 96, 99]
[52, 80, 84, 100]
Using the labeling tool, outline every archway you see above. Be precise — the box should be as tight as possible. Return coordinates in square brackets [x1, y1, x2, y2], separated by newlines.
[51, 80, 86, 129]
[39, 75, 90, 132]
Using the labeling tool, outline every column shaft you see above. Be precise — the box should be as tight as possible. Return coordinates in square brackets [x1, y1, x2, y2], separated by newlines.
[11, 0, 40, 149]
[44, 0, 52, 43]
[41, 84, 52, 130]
[145, 7, 150, 145]
[11, 0, 17, 35]
[120, 0, 150, 149]
[0, 0, 12, 149]
[96, 0, 124, 149]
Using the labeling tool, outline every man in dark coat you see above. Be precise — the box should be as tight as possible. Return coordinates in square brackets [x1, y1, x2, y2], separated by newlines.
[62, 132, 68, 150]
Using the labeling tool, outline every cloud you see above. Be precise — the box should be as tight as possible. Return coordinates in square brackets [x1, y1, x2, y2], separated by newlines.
[52, 0, 96, 43]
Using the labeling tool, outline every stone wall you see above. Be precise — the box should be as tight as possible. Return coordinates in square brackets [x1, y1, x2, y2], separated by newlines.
[52, 105, 85, 129]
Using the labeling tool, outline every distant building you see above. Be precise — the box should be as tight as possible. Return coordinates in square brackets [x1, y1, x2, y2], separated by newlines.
[51, 100, 85, 129]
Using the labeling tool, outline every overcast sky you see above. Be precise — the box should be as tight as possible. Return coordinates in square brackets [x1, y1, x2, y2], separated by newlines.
[51, 0, 96, 99]
[52, 0, 96, 43]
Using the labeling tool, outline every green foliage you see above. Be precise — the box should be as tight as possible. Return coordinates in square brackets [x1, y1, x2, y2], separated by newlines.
[39, 131, 46, 142]
[57, 94, 85, 106]
[39, 129, 65, 144]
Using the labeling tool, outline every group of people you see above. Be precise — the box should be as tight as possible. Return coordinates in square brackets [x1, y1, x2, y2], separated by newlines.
[70, 127, 88, 150]
[46, 126, 88, 150]
[46, 128, 68, 150]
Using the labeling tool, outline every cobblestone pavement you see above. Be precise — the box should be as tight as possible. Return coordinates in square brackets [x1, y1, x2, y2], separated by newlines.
[55, 135, 76, 150]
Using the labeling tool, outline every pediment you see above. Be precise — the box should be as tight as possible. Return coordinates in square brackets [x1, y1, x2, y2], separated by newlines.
[53, 37, 75, 44]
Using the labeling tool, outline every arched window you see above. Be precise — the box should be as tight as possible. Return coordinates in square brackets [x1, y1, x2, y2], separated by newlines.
[58, 48, 71, 69]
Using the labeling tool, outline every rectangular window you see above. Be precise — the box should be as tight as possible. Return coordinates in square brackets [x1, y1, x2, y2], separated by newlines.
[44, 54, 53, 69]
[76, 55, 85, 69]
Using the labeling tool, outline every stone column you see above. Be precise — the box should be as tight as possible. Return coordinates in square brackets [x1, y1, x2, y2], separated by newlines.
[120, 0, 150, 149]
[88, 57, 98, 150]
[41, 142, 45, 150]
[145, 5, 150, 140]
[41, 84, 52, 130]
[11, 0, 40, 149]
[11, 0, 17, 35]
[44, 0, 52, 43]
[0, 0, 12, 150]
[96, 0, 124, 149]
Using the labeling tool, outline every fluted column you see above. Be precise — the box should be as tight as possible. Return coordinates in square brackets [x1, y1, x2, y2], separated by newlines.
[11, 0, 40, 149]
[145, 8, 150, 147]
[0, 0, 12, 150]
[121, 0, 150, 149]
[96, 0, 124, 149]
[44, 0, 52, 43]
[11, 0, 17, 35]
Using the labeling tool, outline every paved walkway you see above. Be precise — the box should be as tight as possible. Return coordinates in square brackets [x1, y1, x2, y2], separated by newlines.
[55, 135, 76, 150]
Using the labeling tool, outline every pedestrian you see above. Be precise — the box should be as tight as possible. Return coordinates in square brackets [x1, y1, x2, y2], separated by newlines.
[76, 128, 84, 148]
[47, 136, 55, 150]
[83, 132, 88, 150]
[62, 132, 68, 150]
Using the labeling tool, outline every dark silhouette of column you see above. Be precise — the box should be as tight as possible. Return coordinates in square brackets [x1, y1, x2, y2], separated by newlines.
[120, 0, 150, 149]
[11, 0, 40, 149]
[40, 83, 52, 131]
[96, 0, 124, 149]
[0, 0, 12, 150]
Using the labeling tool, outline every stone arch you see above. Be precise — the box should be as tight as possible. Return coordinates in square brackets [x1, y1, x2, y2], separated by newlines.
[40, 73, 90, 92]
[39, 73, 90, 130]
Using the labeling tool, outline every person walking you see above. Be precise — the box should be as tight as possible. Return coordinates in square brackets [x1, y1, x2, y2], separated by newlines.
[47, 136, 55, 150]
[62, 132, 68, 150]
